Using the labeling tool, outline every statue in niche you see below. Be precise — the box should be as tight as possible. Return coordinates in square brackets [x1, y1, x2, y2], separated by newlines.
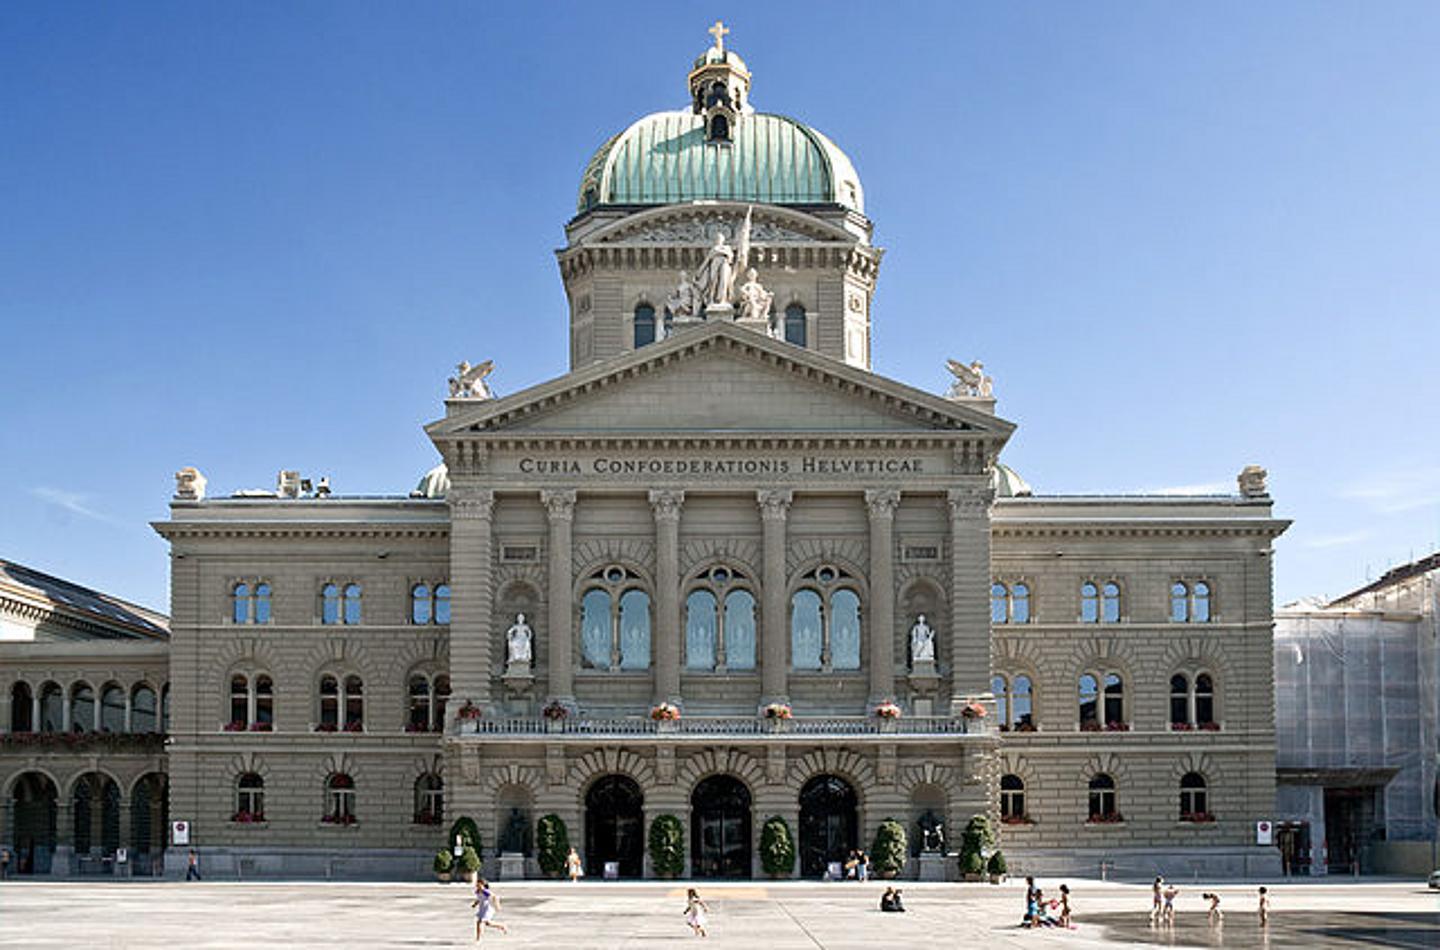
[945, 359, 993, 399]
[917, 811, 945, 853]
[448, 360, 495, 399]
[664, 270, 697, 322]
[909, 614, 936, 665]
[506, 613, 533, 667]
[499, 807, 530, 854]
[736, 267, 774, 324]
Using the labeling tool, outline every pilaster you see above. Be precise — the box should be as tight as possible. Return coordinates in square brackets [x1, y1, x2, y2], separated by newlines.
[948, 485, 995, 712]
[542, 489, 578, 704]
[757, 490, 793, 705]
[865, 489, 900, 704]
[649, 490, 685, 704]
[448, 490, 496, 715]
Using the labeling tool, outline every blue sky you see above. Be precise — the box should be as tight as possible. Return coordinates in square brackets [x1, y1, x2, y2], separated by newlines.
[2, 2, 1438, 612]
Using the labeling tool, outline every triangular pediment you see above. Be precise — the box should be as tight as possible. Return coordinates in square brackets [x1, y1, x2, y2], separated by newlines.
[427, 323, 1013, 443]
[584, 203, 853, 246]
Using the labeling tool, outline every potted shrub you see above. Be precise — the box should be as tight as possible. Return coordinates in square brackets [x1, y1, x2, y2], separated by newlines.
[458, 844, 481, 883]
[536, 814, 570, 879]
[760, 816, 795, 879]
[960, 849, 986, 882]
[648, 814, 685, 878]
[762, 703, 793, 731]
[542, 701, 569, 732]
[433, 848, 454, 883]
[958, 814, 995, 882]
[987, 850, 1008, 884]
[870, 819, 908, 879]
[449, 816, 482, 857]
[650, 702, 681, 732]
[456, 700, 482, 733]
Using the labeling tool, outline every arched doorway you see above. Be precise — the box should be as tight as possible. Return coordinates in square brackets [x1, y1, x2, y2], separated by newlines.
[585, 775, 643, 878]
[131, 773, 169, 877]
[11, 772, 57, 874]
[799, 774, 858, 878]
[691, 775, 751, 878]
[73, 772, 121, 864]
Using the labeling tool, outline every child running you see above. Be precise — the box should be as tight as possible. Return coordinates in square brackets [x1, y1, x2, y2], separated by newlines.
[1057, 883, 1073, 929]
[1204, 892, 1223, 926]
[1257, 886, 1269, 927]
[684, 888, 710, 937]
[471, 878, 508, 941]
[1161, 883, 1179, 927]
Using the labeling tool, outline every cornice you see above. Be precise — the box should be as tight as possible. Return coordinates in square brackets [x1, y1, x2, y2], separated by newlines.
[991, 522, 1289, 540]
[0, 593, 169, 642]
[152, 523, 451, 541]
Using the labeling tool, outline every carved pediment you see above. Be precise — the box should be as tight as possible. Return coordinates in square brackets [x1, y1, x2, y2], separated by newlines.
[590, 205, 850, 246]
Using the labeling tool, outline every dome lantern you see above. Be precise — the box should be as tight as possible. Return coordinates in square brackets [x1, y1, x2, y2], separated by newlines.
[688, 21, 751, 144]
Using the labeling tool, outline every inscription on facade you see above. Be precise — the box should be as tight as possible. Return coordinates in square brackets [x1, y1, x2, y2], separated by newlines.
[513, 456, 929, 478]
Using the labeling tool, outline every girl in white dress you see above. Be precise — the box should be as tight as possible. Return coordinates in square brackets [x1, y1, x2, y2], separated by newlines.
[684, 888, 710, 937]
[471, 878, 508, 941]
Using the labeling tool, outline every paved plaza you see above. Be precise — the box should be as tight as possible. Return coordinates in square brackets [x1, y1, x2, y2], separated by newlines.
[1, 879, 1437, 949]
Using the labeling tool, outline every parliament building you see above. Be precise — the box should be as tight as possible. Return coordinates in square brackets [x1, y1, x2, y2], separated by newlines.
[2, 29, 1288, 880]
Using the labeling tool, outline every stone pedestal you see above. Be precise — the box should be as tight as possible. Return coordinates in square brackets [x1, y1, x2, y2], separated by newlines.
[498, 852, 526, 881]
[918, 851, 947, 882]
[502, 663, 534, 700]
[734, 315, 769, 336]
[704, 302, 734, 322]
[909, 662, 940, 718]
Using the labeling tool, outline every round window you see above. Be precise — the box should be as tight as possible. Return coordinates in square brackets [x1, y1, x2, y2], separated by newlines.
[710, 567, 730, 585]
[816, 567, 837, 584]
[604, 566, 625, 585]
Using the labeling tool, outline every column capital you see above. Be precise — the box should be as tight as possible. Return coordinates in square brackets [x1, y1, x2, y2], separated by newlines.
[864, 488, 902, 520]
[756, 489, 793, 520]
[540, 489, 577, 522]
[449, 490, 495, 521]
[947, 487, 995, 519]
[648, 489, 685, 522]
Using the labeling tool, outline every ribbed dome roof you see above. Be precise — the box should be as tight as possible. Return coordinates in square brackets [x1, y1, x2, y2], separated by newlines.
[992, 463, 1033, 498]
[413, 462, 449, 499]
[577, 111, 864, 214]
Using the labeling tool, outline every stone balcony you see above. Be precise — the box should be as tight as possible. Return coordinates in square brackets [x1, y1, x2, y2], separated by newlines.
[452, 716, 992, 742]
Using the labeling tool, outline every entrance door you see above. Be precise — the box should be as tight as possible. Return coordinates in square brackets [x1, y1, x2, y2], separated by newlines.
[799, 774, 858, 878]
[585, 775, 643, 878]
[692, 775, 752, 878]
[12, 772, 58, 875]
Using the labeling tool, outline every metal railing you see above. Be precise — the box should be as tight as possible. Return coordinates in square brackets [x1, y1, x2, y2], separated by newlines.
[460, 716, 988, 737]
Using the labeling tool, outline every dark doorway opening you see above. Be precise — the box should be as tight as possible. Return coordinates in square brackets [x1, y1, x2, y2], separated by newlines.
[585, 775, 643, 878]
[11, 772, 58, 875]
[1324, 787, 1377, 873]
[692, 775, 751, 878]
[799, 774, 858, 878]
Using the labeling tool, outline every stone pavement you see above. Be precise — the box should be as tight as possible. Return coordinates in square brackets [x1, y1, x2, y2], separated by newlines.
[0, 879, 1437, 949]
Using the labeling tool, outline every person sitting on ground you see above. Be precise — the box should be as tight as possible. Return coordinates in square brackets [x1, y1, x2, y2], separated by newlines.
[1023, 876, 1038, 926]
[1030, 888, 1055, 927]
[880, 887, 906, 912]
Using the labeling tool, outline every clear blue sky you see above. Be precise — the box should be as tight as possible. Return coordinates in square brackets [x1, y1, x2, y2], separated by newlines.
[3, 1, 1438, 612]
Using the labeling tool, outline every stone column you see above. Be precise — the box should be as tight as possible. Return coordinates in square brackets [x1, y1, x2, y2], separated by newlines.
[865, 489, 901, 704]
[542, 490, 578, 704]
[448, 490, 496, 717]
[948, 485, 995, 713]
[649, 490, 684, 705]
[757, 490, 793, 706]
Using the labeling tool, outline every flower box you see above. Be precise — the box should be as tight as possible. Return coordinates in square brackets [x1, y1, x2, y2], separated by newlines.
[762, 703, 793, 720]
[1000, 815, 1034, 826]
[1199, 722, 1221, 732]
[1181, 812, 1216, 823]
[1080, 721, 1101, 732]
[1104, 721, 1130, 732]
[413, 812, 443, 826]
[314, 723, 338, 733]
[320, 814, 358, 826]
[873, 701, 902, 720]
[1170, 722, 1193, 732]
[961, 702, 987, 719]
[230, 810, 265, 824]
[649, 703, 681, 722]
[542, 701, 569, 721]
[1086, 813, 1124, 824]
[455, 701, 482, 722]
[248, 722, 273, 732]
[343, 721, 364, 733]
[223, 721, 246, 732]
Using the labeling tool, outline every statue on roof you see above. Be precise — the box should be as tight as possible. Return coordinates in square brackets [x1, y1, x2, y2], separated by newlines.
[448, 360, 495, 400]
[736, 267, 774, 325]
[664, 270, 697, 324]
[945, 359, 993, 399]
[693, 206, 754, 310]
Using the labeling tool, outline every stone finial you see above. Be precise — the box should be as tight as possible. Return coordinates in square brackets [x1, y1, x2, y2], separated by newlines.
[1238, 465, 1269, 498]
[174, 467, 206, 501]
[448, 360, 495, 400]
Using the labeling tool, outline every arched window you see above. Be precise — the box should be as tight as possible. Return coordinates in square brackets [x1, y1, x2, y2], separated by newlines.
[161, 683, 170, 733]
[991, 582, 1032, 624]
[255, 584, 271, 624]
[39, 682, 63, 732]
[993, 674, 1035, 732]
[1171, 581, 1214, 623]
[10, 682, 34, 732]
[1080, 583, 1099, 623]
[1087, 774, 1118, 822]
[70, 682, 95, 733]
[254, 676, 273, 729]
[408, 675, 432, 731]
[1078, 674, 1099, 729]
[230, 675, 249, 727]
[1080, 669, 1126, 730]
[1171, 582, 1189, 623]
[414, 774, 444, 825]
[684, 567, 756, 672]
[100, 684, 125, 733]
[131, 685, 157, 734]
[411, 584, 432, 625]
[434, 584, 451, 624]
[1102, 582, 1121, 623]
[580, 566, 651, 672]
[1193, 582, 1210, 622]
[791, 566, 862, 672]
[324, 773, 356, 825]
[321, 584, 341, 625]
[319, 675, 339, 730]
[434, 675, 450, 728]
[234, 773, 265, 822]
[633, 304, 656, 348]
[1195, 673, 1215, 726]
[344, 675, 364, 730]
[1103, 673, 1124, 725]
[784, 304, 806, 346]
[1179, 773, 1209, 821]
[233, 583, 251, 624]
[343, 584, 363, 624]
[1000, 774, 1026, 821]
[992, 674, 1008, 726]
[708, 114, 730, 143]
[1170, 674, 1190, 726]
[233, 581, 270, 624]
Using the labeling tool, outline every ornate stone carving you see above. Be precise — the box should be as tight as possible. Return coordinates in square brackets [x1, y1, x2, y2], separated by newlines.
[1238, 465, 1268, 498]
[947, 487, 994, 520]
[663, 270, 697, 322]
[448, 360, 495, 400]
[736, 268, 774, 324]
[648, 489, 685, 522]
[756, 489, 793, 520]
[459, 746, 482, 783]
[450, 491, 496, 521]
[909, 614, 935, 665]
[766, 744, 786, 784]
[695, 231, 738, 307]
[945, 358, 993, 399]
[600, 213, 823, 245]
[505, 613, 533, 667]
[865, 488, 901, 519]
[540, 489, 577, 522]
[545, 746, 566, 786]
[877, 744, 897, 784]
[174, 467, 207, 500]
[656, 745, 676, 785]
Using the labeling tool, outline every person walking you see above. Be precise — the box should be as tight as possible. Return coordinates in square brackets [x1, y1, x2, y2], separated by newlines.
[683, 888, 710, 937]
[856, 849, 870, 883]
[471, 878, 508, 941]
[1057, 884, 1072, 929]
[565, 847, 583, 882]
[1204, 892, 1223, 926]
[1149, 876, 1163, 925]
[185, 849, 201, 881]
[1257, 886, 1269, 927]
[1161, 883, 1179, 927]
[0, 847, 10, 880]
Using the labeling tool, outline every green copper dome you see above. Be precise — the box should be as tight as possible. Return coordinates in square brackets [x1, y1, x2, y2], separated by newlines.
[577, 111, 864, 214]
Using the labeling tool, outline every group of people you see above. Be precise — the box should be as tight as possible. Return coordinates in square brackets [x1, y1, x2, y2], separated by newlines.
[841, 849, 871, 881]
[1150, 876, 1270, 929]
[1022, 877, 1073, 929]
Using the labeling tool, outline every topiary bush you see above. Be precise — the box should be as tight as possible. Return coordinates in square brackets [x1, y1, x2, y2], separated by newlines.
[459, 844, 482, 879]
[648, 814, 686, 878]
[987, 850, 1008, 877]
[760, 816, 796, 878]
[960, 849, 985, 877]
[870, 818, 908, 878]
[433, 849, 454, 875]
[958, 813, 995, 879]
[536, 813, 569, 878]
[448, 816, 482, 856]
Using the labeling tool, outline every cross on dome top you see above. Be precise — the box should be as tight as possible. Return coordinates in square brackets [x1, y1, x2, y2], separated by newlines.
[708, 20, 729, 52]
